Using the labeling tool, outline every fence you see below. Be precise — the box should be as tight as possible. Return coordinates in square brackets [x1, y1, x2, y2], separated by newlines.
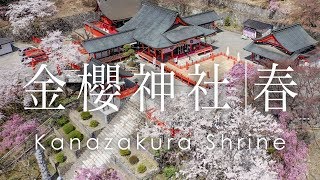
[0, 112, 60, 172]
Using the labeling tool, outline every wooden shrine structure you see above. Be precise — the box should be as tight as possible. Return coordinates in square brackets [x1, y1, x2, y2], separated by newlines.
[244, 24, 318, 66]
[83, 3, 221, 64]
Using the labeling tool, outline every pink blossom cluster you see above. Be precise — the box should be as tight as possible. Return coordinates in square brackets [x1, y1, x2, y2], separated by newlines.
[0, 114, 39, 153]
[276, 112, 308, 180]
[75, 167, 122, 180]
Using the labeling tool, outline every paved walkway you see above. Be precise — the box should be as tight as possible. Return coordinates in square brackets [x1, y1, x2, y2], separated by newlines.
[63, 96, 144, 179]
[210, 30, 252, 59]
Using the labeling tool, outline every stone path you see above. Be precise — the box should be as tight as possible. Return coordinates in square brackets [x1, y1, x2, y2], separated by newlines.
[307, 128, 320, 179]
[63, 96, 144, 179]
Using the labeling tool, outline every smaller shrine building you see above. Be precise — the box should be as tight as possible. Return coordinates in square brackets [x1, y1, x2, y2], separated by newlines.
[244, 24, 318, 66]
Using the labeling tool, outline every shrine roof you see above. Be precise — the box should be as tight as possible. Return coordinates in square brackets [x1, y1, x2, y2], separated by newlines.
[0, 38, 12, 45]
[243, 19, 273, 32]
[163, 25, 215, 43]
[117, 3, 178, 33]
[82, 30, 135, 53]
[256, 24, 318, 53]
[244, 42, 291, 61]
[118, 3, 215, 48]
[97, 0, 142, 21]
[84, 3, 217, 52]
[183, 11, 221, 26]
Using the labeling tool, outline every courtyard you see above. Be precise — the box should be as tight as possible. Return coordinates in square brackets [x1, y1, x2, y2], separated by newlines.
[166, 54, 236, 85]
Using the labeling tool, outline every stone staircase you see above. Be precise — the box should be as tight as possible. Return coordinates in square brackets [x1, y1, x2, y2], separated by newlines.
[63, 96, 144, 179]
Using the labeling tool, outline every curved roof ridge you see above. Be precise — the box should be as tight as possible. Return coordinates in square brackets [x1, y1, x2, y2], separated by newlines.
[83, 29, 134, 43]
[272, 23, 300, 33]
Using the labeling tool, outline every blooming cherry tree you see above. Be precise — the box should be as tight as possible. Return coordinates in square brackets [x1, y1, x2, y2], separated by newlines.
[140, 91, 282, 179]
[6, 0, 57, 35]
[276, 112, 308, 180]
[0, 64, 33, 113]
[39, 30, 84, 74]
[75, 167, 122, 180]
[0, 114, 39, 153]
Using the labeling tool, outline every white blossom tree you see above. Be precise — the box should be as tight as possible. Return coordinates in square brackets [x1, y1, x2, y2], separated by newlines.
[0, 63, 33, 113]
[39, 30, 85, 74]
[139, 91, 282, 179]
[6, 0, 57, 35]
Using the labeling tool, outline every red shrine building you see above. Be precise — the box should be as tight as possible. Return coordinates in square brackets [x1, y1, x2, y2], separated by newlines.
[244, 24, 319, 66]
[82, 3, 221, 64]
[85, 0, 141, 37]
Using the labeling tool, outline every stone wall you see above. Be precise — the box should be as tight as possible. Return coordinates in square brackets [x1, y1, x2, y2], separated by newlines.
[0, 11, 99, 41]
[208, 0, 320, 41]
[209, 0, 286, 23]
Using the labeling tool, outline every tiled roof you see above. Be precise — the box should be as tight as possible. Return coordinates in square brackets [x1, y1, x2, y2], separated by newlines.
[183, 11, 221, 26]
[0, 38, 12, 45]
[243, 19, 273, 31]
[119, 3, 215, 48]
[163, 25, 214, 43]
[82, 30, 135, 53]
[271, 24, 318, 53]
[244, 42, 291, 61]
[84, 3, 216, 52]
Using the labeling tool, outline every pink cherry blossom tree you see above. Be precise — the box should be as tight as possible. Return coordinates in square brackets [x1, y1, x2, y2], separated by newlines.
[6, 0, 57, 36]
[0, 64, 33, 114]
[39, 30, 85, 74]
[140, 90, 282, 179]
[75, 167, 122, 180]
[276, 112, 308, 180]
[225, 62, 258, 106]
[0, 114, 39, 153]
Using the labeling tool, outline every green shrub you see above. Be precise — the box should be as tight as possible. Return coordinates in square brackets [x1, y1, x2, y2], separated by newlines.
[77, 105, 83, 112]
[119, 149, 131, 156]
[129, 155, 139, 165]
[224, 16, 231, 26]
[123, 44, 132, 51]
[267, 147, 277, 154]
[68, 130, 84, 141]
[127, 60, 136, 67]
[81, 111, 92, 120]
[45, 137, 54, 147]
[55, 152, 65, 163]
[52, 141, 62, 150]
[62, 123, 75, 134]
[89, 120, 99, 128]
[56, 116, 69, 127]
[163, 165, 177, 178]
[137, 164, 147, 173]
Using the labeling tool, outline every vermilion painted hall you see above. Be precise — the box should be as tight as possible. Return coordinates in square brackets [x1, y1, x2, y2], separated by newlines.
[83, 3, 221, 64]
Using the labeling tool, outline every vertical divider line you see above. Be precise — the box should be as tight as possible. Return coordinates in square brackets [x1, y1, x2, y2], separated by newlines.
[245, 59, 248, 116]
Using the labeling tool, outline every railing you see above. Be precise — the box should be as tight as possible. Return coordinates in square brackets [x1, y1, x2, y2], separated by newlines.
[117, 85, 139, 99]
[136, 52, 161, 66]
[0, 113, 59, 172]
[99, 53, 130, 64]
[168, 53, 215, 69]
[0, 102, 76, 172]
[145, 108, 181, 137]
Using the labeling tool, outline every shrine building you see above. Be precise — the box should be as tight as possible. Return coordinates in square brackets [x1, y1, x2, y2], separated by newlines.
[83, 3, 221, 64]
[85, 0, 142, 36]
[244, 24, 318, 66]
